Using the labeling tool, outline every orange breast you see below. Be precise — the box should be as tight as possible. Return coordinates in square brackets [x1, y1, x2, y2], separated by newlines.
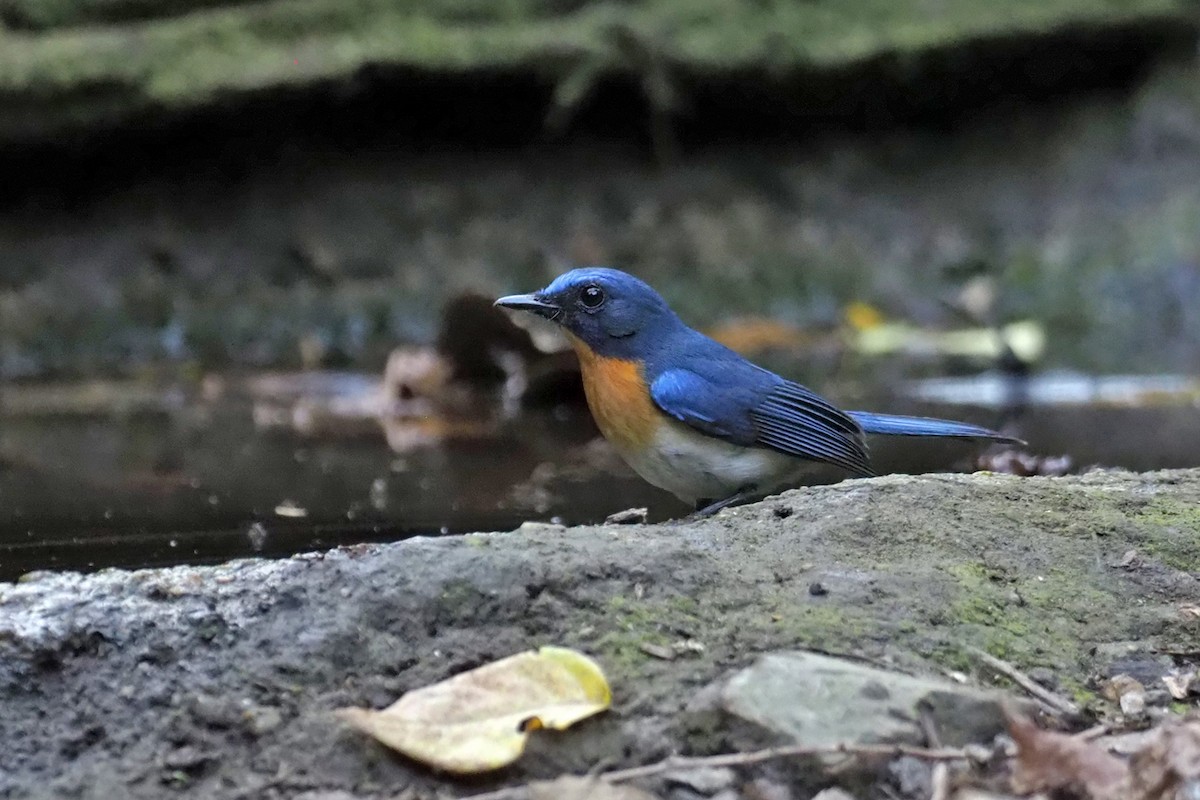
[566, 333, 659, 453]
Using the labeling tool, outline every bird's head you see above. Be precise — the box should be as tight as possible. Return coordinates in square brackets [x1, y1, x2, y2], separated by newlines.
[495, 268, 677, 355]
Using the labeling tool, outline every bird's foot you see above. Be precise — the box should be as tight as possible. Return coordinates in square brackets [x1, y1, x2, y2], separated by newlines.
[688, 487, 761, 520]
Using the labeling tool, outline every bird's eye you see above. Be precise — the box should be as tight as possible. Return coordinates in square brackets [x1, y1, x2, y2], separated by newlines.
[579, 285, 606, 309]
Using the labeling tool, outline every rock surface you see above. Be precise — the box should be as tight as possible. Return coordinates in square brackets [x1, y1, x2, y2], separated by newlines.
[0, 469, 1197, 799]
[722, 651, 1018, 749]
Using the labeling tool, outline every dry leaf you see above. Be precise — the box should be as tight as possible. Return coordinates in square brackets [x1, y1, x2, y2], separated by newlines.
[528, 776, 660, 800]
[1162, 671, 1196, 700]
[337, 646, 610, 773]
[1127, 715, 1200, 799]
[1006, 710, 1128, 799]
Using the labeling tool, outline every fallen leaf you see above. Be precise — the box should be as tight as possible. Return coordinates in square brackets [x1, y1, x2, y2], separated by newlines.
[336, 646, 610, 773]
[528, 776, 660, 800]
[1006, 710, 1128, 799]
[1162, 671, 1196, 700]
[1126, 715, 1200, 799]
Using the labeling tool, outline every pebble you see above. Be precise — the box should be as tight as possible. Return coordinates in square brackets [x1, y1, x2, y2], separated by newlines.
[888, 755, 932, 798]
[605, 507, 649, 525]
[663, 766, 735, 795]
[162, 745, 215, 771]
[811, 789, 858, 800]
[1027, 666, 1058, 689]
[244, 706, 283, 736]
[742, 779, 793, 800]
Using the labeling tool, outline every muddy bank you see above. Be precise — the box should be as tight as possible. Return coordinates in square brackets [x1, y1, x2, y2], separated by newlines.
[1, 468, 1197, 799]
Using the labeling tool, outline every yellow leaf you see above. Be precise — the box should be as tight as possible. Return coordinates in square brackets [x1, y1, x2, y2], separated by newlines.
[336, 646, 611, 774]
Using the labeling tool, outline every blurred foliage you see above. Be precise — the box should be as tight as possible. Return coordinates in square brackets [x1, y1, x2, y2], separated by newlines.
[0, 0, 1193, 134]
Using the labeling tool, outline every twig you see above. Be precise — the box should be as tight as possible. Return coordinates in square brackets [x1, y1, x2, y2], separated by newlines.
[462, 741, 968, 800]
[455, 786, 528, 800]
[600, 742, 967, 783]
[966, 646, 1081, 717]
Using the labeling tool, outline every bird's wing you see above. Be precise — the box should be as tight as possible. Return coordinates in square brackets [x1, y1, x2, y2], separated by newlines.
[648, 368, 758, 443]
[752, 381, 873, 476]
[649, 368, 873, 477]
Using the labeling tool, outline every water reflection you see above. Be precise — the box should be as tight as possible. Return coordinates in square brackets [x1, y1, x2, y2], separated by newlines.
[0, 385, 671, 579]
[0, 369, 1197, 580]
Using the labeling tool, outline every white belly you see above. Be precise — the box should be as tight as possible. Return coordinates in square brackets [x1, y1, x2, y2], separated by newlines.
[616, 419, 804, 505]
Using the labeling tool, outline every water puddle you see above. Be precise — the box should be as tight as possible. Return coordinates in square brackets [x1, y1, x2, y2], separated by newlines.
[1, 369, 1197, 580]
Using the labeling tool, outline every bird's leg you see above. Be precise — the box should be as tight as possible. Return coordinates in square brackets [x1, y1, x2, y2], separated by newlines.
[691, 485, 761, 519]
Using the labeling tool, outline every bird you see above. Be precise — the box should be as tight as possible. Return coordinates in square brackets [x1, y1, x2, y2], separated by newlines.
[495, 268, 1023, 516]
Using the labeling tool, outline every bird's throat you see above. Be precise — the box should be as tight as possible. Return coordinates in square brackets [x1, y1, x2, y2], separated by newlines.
[565, 333, 659, 453]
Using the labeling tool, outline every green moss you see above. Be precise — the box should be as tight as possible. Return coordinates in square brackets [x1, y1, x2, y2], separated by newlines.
[594, 594, 690, 668]
[771, 601, 878, 652]
[436, 578, 479, 616]
[942, 561, 1114, 669]
[1060, 677, 1099, 708]
[1134, 498, 1200, 571]
[0, 0, 1191, 135]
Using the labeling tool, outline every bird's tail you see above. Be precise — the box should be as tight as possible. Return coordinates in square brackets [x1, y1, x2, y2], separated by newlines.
[846, 411, 1024, 444]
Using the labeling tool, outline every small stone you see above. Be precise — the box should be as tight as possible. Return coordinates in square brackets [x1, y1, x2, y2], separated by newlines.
[1027, 667, 1058, 690]
[723, 651, 1018, 751]
[1120, 690, 1147, 716]
[888, 755, 932, 797]
[516, 521, 567, 535]
[663, 766, 735, 795]
[189, 694, 240, 728]
[1101, 673, 1145, 704]
[243, 706, 283, 736]
[162, 746, 214, 771]
[640, 642, 676, 661]
[808, 582, 829, 597]
[1117, 549, 1140, 568]
[605, 507, 649, 525]
[811, 789, 858, 800]
[743, 779, 793, 800]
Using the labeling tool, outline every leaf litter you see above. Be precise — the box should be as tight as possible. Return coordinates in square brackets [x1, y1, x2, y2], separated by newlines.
[1006, 709, 1200, 800]
[336, 646, 610, 774]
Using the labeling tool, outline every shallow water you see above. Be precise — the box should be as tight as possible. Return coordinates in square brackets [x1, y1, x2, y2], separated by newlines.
[0, 375, 1197, 581]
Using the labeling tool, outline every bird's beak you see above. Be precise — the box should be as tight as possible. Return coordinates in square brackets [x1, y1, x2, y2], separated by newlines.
[494, 293, 561, 321]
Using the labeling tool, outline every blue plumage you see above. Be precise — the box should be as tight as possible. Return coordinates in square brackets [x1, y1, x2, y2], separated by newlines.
[846, 411, 1011, 441]
[496, 267, 1023, 513]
